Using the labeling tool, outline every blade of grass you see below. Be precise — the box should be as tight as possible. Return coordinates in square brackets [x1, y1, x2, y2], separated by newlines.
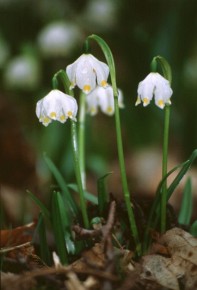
[190, 220, 197, 237]
[37, 213, 51, 265]
[44, 153, 79, 216]
[68, 183, 98, 205]
[167, 149, 197, 200]
[143, 149, 197, 252]
[27, 190, 50, 221]
[51, 191, 69, 265]
[97, 172, 112, 215]
[178, 177, 192, 226]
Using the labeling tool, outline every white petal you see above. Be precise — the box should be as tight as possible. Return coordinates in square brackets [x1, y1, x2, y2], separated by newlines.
[88, 54, 109, 87]
[137, 78, 155, 104]
[86, 88, 99, 115]
[61, 94, 78, 121]
[66, 62, 77, 89]
[118, 89, 124, 108]
[76, 60, 96, 93]
[96, 86, 114, 115]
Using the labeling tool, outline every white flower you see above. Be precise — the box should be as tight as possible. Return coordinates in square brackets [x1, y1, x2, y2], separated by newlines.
[86, 86, 124, 116]
[36, 89, 78, 126]
[37, 21, 82, 57]
[4, 55, 41, 90]
[66, 54, 109, 94]
[135, 72, 173, 109]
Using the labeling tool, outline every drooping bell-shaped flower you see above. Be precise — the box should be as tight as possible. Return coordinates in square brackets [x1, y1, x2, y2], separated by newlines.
[86, 85, 124, 116]
[66, 54, 109, 94]
[135, 72, 173, 109]
[36, 89, 78, 126]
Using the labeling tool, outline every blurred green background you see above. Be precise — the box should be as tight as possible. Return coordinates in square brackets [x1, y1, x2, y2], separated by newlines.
[0, 0, 197, 224]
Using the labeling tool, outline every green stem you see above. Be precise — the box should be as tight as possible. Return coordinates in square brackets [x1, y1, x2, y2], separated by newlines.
[70, 120, 89, 228]
[87, 34, 141, 255]
[114, 94, 141, 256]
[78, 92, 86, 190]
[52, 69, 89, 228]
[161, 104, 170, 232]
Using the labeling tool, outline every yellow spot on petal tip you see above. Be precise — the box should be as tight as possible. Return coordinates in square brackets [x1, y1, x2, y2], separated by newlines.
[83, 85, 91, 93]
[101, 80, 107, 87]
[60, 115, 66, 122]
[67, 111, 73, 118]
[50, 112, 57, 119]
[158, 99, 164, 108]
[143, 98, 149, 105]
[42, 117, 50, 125]
[107, 106, 113, 114]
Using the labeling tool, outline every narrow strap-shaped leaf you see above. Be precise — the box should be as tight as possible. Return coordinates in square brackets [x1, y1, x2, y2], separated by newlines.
[43, 152, 79, 216]
[37, 213, 52, 265]
[143, 149, 197, 252]
[190, 220, 197, 237]
[68, 183, 98, 205]
[178, 177, 192, 225]
[167, 149, 197, 200]
[27, 190, 50, 221]
[97, 172, 112, 215]
[51, 191, 69, 265]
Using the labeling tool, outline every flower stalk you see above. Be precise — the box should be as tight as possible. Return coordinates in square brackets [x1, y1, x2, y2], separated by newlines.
[52, 70, 89, 228]
[87, 34, 141, 255]
[78, 91, 86, 190]
[151, 56, 172, 233]
[70, 119, 89, 228]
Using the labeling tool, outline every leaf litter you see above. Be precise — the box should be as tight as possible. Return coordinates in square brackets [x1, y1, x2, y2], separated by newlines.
[1, 202, 197, 290]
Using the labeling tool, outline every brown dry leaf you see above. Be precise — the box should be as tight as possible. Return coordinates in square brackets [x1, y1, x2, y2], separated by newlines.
[0, 221, 44, 271]
[71, 243, 106, 271]
[0, 222, 36, 248]
[168, 255, 197, 290]
[1, 272, 37, 290]
[141, 254, 179, 290]
[159, 227, 197, 265]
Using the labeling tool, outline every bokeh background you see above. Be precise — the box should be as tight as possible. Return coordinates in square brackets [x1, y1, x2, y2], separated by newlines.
[0, 0, 197, 226]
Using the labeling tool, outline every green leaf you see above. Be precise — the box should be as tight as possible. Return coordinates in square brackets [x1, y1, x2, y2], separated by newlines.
[43, 152, 79, 216]
[51, 191, 69, 265]
[97, 172, 112, 215]
[144, 149, 197, 252]
[190, 220, 197, 237]
[178, 177, 193, 225]
[68, 183, 98, 205]
[27, 190, 50, 221]
[37, 213, 51, 265]
[151, 56, 172, 84]
[167, 149, 197, 200]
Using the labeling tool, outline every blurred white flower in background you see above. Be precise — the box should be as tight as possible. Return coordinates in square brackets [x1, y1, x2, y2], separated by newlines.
[4, 55, 41, 90]
[81, 0, 120, 31]
[183, 53, 197, 88]
[86, 86, 124, 116]
[37, 21, 82, 57]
